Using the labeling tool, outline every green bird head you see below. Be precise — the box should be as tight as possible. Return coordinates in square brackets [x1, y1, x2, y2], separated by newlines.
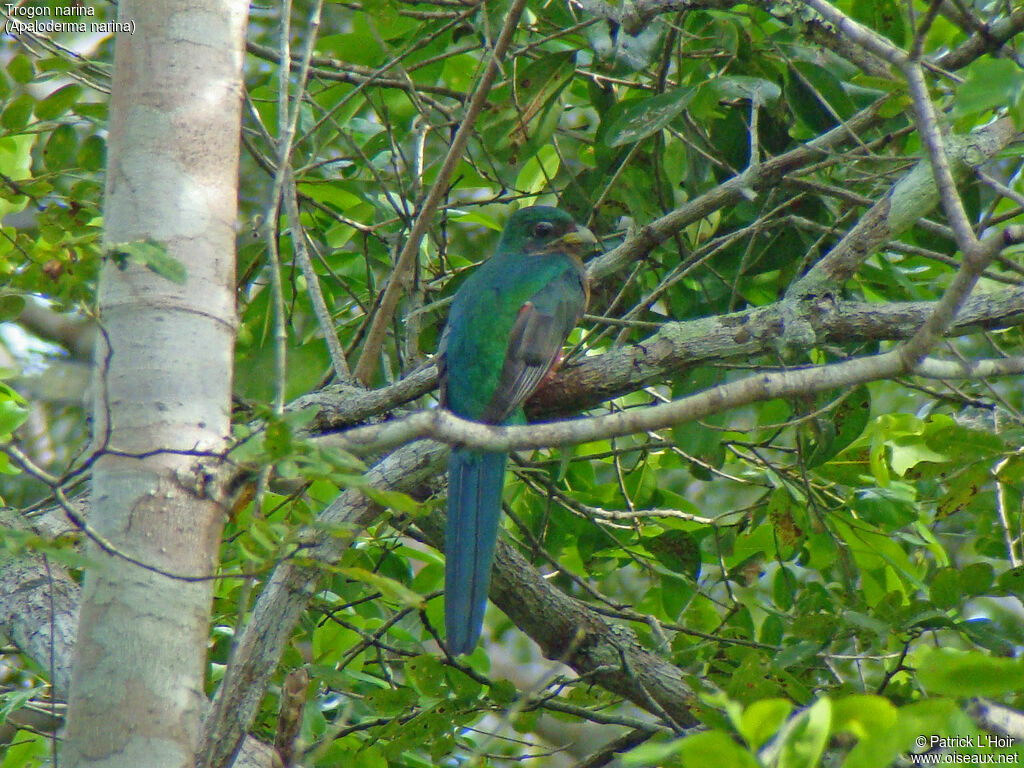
[498, 206, 598, 260]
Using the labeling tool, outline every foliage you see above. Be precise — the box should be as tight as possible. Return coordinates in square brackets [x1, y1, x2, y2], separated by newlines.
[2, 0, 1024, 766]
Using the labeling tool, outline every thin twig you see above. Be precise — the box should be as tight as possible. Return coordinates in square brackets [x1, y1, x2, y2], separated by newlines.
[352, 0, 532, 384]
[264, 0, 326, 413]
[283, 169, 353, 383]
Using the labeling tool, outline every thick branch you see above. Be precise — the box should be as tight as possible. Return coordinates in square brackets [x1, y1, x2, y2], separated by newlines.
[0, 509, 79, 696]
[318, 349, 912, 455]
[937, 6, 1024, 71]
[788, 117, 1018, 297]
[415, 511, 699, 729]
[295, 282, 1024, 432]
[16, 301, 96, 361]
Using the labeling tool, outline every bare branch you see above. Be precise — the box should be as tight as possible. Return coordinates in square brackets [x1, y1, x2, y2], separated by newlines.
[587, 98, 889, 281]
[792, 0, 908, 65]
[788, 118, 1018, 297]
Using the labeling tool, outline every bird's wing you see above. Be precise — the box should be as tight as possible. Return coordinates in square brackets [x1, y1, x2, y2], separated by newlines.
[479, 266, 586, 424]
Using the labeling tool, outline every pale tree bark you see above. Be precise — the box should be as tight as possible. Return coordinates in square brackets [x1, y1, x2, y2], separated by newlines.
[0, 0, 1018, 763]
[63, 2, 249, 768]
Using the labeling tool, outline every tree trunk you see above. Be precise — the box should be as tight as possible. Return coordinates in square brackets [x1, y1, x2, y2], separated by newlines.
[63, 2, 248, 767]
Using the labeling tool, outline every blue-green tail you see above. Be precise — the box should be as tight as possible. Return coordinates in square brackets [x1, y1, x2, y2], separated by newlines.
[445, 448, 507, 655]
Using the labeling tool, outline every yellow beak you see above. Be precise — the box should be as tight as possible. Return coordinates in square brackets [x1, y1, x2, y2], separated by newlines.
[558, 225, 599, 254]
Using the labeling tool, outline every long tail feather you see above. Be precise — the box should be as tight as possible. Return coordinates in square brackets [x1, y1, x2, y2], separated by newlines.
[445, 449, 508, 655]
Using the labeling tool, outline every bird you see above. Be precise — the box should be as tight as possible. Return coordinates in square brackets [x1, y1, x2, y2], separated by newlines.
[436, 205, 594, 655]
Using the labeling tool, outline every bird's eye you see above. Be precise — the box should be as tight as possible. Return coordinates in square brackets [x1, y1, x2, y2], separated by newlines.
[533, 221, 554, 238]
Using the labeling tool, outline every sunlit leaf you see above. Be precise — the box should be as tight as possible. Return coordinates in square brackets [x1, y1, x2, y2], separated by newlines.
[918, 648, 1024, 697]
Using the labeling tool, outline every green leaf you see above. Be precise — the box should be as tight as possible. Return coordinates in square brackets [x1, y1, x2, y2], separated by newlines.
[317, 33, 383, 67]
[890, 440, 946, 476]
[677, 730, 760, 768]
[775, 697, 831, 768]
[959, 618, 1017, 656]
[955, 58, 1024, 117]
[43, 124, 78, 171]
[806, 387, 871, 467]
[364, 686, 418, 716]
[362, 0, 400, 29]
[34, 83, 83, 121]
[0, 135, 33, 195]
[487, 678, 515, 705]
[514, 144, 560, 197]
[773, 640, 821, 670]
[77, 134, 106, 171]
[0, 398, 29, 438]
[1, 94, 35, 132]
[0, 294, 25, 322]
[0, 730, 47, 768]
[740, 698, 793, 750]
[405, 654, 446, 698]
[853, 485, 918, 530]
[960, 562, 994, 595]
[843, 699, 960, 768]
[773, 565, 796, 610]
[6, 54, 34, 84]
[339, 566, 423, 608]
[672, 412, 725, 472]
[478, 50, 576, 164]
[714, 76, 781, 106]
[850, 0, 906, 46]
[261, 417, 293, 459]
[359, 485, 424, 515]
[108, 239, 187, 284]
[604, 86, 696, 147]
[767, 487, 806, 556]
[917, 648, 1024, 696]
[0, 685, 45, 724]
[929, 567, 961, 610]
[645, 529, 701, 580]
[623, 729, 759, 768]
[788, 62, 856, 133]
[994, 566, 1024, 596]
[831, 695, 897, 740]
[353, 744, 387, 768]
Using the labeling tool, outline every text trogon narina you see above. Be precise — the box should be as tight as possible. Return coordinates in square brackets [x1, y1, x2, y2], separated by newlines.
[437, 205, 595, 655]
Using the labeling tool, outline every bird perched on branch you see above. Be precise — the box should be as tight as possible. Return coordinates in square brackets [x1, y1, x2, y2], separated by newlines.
[437, 205, 594, 655]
